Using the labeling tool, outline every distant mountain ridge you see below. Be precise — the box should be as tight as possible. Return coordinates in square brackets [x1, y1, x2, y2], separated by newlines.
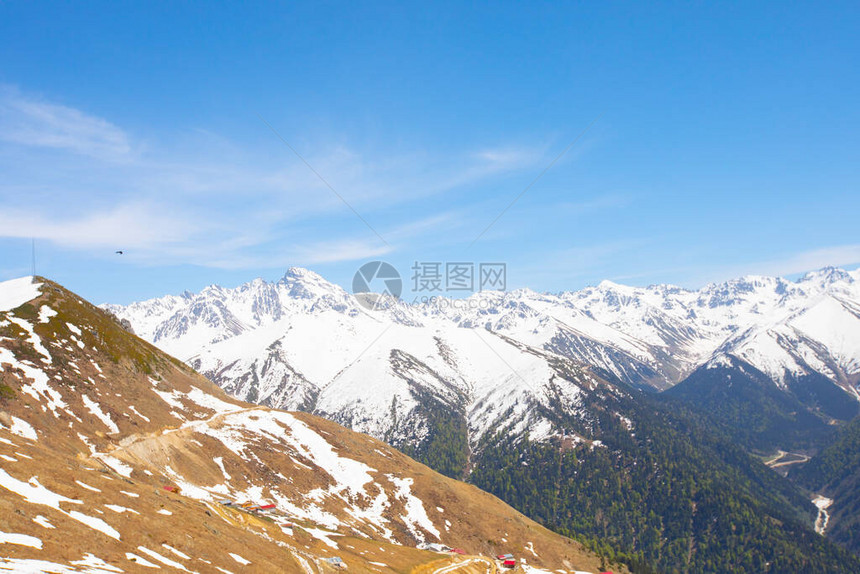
[106, 266, 860, 450]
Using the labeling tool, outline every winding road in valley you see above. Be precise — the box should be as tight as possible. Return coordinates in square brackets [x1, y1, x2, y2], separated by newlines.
[430, 556, 498, 574]
[765, 450, 810, 469]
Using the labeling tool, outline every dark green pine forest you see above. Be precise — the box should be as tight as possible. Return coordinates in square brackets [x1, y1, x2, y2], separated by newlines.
[663, 357, 859, 453]
[396, 370, 860, 573]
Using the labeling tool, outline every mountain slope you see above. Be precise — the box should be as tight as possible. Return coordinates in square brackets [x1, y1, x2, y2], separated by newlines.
[0, 277, 618, 574]
[663, 290, 860, 452]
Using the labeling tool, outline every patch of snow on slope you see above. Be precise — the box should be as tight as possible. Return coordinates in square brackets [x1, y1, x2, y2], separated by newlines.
[74, 480, 102, 493]
[0, 559, 67, 572]
[70, 554, 123, 572]
[32, 515, 55, 529]
[0, 557, 125, 573]
[0, 347, 65, 415]
[105, 504, 139, 515]
[0, 277, 41, 313]
[344, 489, 394, 541]
[128, 406, 150, 423]
[136, 546, 190, 571]
[0, 469, 120, 540]
[10, 416, 37, 440]
[229, 553, 250, 565]
[184, 387, 242, 414]
[267, 492, 340, 530]
[212, 457, 231, 480]
[0, 469, 82, 509]
[149, 385, 187, 411]
[277, 413, 375, 496]
[161, 466, 215, 502]
[304, 528, 341, 549]
[6, 316, 52, 364]
[125, 552, 160, 568]
[81, 395, 120, 434]
[66, 511, 120, 540]
[206, 410, 374, 496]
[162, 545, 190, 560]
[94, 455, 134, 478]
[388, 475, 440, 542]
[38, 305, 57, 323]
[0, 531, 42, 548]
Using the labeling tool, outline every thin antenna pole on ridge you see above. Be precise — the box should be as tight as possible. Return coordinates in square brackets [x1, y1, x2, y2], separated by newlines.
[31, 238, 35, 277]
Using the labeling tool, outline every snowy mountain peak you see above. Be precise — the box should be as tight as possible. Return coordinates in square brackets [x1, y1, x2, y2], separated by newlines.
[282, 265, 323, 280]
[596, 279, 624, 290]
[279, 266, 342, 290]
[800, 266, 855, 288]
[278, 267, 351, 300]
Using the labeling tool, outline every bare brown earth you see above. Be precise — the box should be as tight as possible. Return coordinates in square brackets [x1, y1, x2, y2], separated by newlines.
[0, 278, 625, 574]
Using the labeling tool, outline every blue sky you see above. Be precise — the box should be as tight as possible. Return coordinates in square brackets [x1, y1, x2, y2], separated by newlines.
[0, 1, 858, 304]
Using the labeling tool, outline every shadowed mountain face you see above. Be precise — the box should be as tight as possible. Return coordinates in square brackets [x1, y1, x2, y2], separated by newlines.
[0, 277, 617, 574]
[664, 355, 859, 452]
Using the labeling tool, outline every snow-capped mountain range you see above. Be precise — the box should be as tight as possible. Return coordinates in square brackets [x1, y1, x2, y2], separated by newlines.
[105, 266, 860, 450]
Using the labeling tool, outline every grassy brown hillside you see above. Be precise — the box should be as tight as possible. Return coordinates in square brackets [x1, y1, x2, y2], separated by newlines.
[0, 278, 623, 574]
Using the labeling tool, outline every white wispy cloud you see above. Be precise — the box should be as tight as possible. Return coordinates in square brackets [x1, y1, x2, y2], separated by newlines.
[725, 244, 860, 280]
[0, 86, 132, 160]
[0, 88, 551, 270]
[383, 211, 467, 242]
[473, 146, 544, 169]
[292, 238, 394, 265]
[0, 202, 196, 256]
[615, 244, 860, 290]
